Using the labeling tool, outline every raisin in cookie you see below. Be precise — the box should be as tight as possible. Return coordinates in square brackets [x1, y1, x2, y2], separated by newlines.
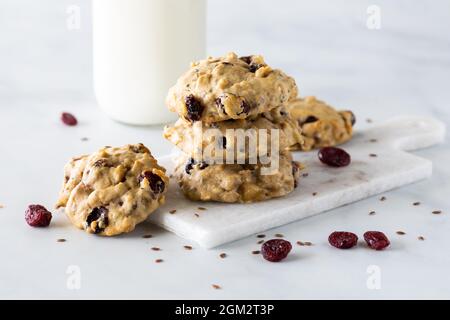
[164, 106, 304, 162]
[288, 96, 355, 151]
[55, 144, 168, 236]
[174, 151, 302, 203]
[166, 52, 298, 123]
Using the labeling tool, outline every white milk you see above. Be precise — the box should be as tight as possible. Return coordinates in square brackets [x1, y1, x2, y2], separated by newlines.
[93, 0, 206, 125]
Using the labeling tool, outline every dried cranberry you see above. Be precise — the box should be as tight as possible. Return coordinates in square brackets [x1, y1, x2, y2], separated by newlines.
[239, 56, 253, 64]
[301, 116, 319, 125]
[25, 205, 52, 227]
[185, 158, 195, 174]
[185, 94, 204, 122]
[215, 97, 227, 115]
[364, 231, 390, 250]
[86, 207, 108, 234]
[249, 63, 263, 73]
[261, 239, 292, 262]
[328, 231, 358, 249]
[318, 147, 351, 167]
[61, 112, 78, 126]
[238, 100, 251, 115]
[139, 171, 165, 194]
[349, 111, 356, 126]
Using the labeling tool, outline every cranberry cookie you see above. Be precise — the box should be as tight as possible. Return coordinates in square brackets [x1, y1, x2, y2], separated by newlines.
[164, 106, 304, 162]
[56, 144, 168, 236]
[166, 52, 298, 123]
[288, 96, 355, 151]
[174, 151, 302, 203]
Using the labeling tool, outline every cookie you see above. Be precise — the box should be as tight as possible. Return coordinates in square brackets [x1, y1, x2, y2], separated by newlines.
[166, 52, 298, 123]
[174, 151, 302, 203]
[164, 106, 304, 162]
[56, 144, 168, 236]
[288, 96, 355, 151]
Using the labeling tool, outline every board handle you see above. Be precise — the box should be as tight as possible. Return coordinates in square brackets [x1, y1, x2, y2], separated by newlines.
[363, 116, 446, 151]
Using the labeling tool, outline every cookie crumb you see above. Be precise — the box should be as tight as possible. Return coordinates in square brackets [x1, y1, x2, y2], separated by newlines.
[396, 231, 406, 235]
[369, 211, 376, 215]
[212, 284, 221, 290]
[219, 253, 227, 259]
[432, 210, 442, 215]
[380, 196, 387, 201]
[257, 234, 266, 238]
[142, 234, 153, 239]
[369, 154, 378, 158]
[252, 250, 261, 255]
[413, 202, 421, 206]
[297, 241, 304, 246]
[303, 241, 313, 246]
[197, 207, 207, 211]
[184, 245, 193, 250]
[81, 137, 89, 142]
[169, 209, 177, 214]
[151, 247, 161, 251]
[57, 239, 66, 243]
[194, 213, 200, 218]
[418, 236, 425, 241]
[312, 192, 318, 196]
[0, 204, 4, 209]
[366, 118, 373, 123]
[257, 240, 264, 244]
[369, 139, 378, 143]
[274, 233, 284, 238]
[155, 259, 164, 263]
[302, 173, 309, 178]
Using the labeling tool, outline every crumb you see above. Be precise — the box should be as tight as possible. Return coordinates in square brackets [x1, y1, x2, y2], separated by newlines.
[183, 245, 193, 250]
[212, 284, 221, 290]
[142, 234, 153, 239]
[57, 239, 66, 243]
[169, 174, 174, 178]
[369, 211, 376, 215]
[197, 207, 207, 211]
[396, 231, 406, 235]
[155, 259, 164, 263]
[369, 139, 378, 143]
[81, 137, 89, 142]
[0, 204, 4, 209]
[432, 210, 442, 215]
[303, 242, 313, 246]
[369, 154, 378, 158]
[380, 196, 387, 201]
[257, 240, 264, 244]
[302, 173, 309, 178]
[219, 253, 227, 259]
[312, 192, 318, 196]
[252, 250, 261, 255]
[169, 209, 177, 214]
[151, 247, 161, 251]
[194, 213, 200, 218]
[274, 233, 284, 238]
[297, 241, 304, 246]
[366, 118, 373, 123]
[418, 236, 425, 241]
[257, 234, 266, 238]
[413, 202, 421, 206]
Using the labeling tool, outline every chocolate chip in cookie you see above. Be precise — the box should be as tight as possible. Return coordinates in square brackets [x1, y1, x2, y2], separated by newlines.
[185, 94, 204, 122]
[300, 116, 319, 126]
[238, 100, 251, 115]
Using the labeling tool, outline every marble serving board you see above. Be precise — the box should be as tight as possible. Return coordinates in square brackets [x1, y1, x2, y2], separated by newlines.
[150, 116, 445, 248]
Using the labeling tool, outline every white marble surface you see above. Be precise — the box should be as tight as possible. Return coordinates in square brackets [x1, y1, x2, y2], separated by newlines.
[1, 0, 450, 299]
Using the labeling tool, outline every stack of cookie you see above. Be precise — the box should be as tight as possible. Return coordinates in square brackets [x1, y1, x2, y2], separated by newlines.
[164, 52, 304, 203]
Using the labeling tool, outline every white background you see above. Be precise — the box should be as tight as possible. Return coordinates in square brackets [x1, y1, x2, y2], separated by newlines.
[0, 0, 449, 299]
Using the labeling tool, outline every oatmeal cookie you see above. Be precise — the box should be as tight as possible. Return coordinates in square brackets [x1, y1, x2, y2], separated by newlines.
[166, 52, 298, 123]
[174, 151, 302, 203]
[164, 106, 304, 162]
[288, 96, 355, 151]
[55, 144, 168, 236]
